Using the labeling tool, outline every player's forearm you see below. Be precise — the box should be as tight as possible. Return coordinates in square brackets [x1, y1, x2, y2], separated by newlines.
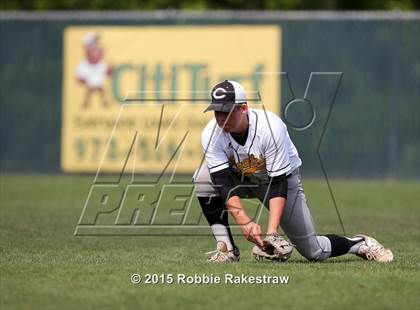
[226, 196, 252, 225]
[227, 196, 264, 246]
[267, 197, 286, 234]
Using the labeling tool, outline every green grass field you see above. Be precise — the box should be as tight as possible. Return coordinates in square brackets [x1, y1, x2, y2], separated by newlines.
[1, 175, 419, 310]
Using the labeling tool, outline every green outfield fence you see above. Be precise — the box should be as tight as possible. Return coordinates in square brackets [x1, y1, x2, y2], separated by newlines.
[0, 11, 419, 178]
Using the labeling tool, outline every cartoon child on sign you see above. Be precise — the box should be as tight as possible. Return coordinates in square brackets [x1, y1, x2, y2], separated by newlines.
[76, 32, 112, 109]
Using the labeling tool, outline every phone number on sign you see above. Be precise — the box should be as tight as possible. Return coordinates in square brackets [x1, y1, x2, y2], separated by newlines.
[130, 273, 289, 285]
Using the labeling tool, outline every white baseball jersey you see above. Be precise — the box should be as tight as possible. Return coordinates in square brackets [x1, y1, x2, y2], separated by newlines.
[76, 60, 108, 88]
[201, 108, 302, 180]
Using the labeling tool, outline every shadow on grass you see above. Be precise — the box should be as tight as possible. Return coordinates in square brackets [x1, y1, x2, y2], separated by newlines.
[252, 257, 363, 264]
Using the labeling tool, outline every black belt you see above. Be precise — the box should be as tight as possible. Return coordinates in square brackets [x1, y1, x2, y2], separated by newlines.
[286, 168, 299, 178]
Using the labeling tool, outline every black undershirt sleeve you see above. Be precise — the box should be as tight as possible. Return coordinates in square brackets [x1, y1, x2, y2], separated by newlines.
[211, 169, 288, 202]
[266, 174, 288, 200]
[210, 168, 239, 203]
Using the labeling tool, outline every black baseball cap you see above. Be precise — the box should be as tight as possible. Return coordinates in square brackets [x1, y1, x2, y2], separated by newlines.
[204, 80, 248, 113]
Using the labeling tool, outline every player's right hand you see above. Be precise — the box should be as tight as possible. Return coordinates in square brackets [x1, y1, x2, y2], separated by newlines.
[242, 222, 264, 247]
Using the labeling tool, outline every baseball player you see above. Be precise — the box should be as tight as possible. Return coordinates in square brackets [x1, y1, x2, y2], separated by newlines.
[193, 80, 393, 263]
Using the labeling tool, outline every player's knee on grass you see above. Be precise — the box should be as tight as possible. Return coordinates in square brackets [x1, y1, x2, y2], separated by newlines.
[298, 247, 328, 262]
[293, 236, 331, 262]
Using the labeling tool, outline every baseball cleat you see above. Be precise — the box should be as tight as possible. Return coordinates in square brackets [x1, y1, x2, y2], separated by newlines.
[354, 234, 393, 262]
[206, 241, 240, 263]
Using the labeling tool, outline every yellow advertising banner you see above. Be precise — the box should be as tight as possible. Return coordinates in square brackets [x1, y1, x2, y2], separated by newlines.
[61, 26, 281, 173]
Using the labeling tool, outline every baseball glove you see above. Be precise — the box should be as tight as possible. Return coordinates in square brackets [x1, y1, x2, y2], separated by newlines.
[252, 233, 293, 262]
